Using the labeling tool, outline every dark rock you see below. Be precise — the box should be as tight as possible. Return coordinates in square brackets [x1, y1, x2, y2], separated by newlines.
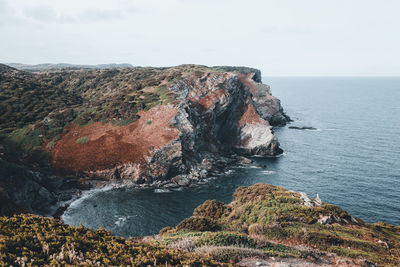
[172, 175, 190, 186]
[289, 126, 317, 130]
[236, 156, 253, 165]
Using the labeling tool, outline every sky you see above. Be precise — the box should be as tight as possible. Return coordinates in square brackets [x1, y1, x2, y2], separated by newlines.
[1, 0, 400, 76]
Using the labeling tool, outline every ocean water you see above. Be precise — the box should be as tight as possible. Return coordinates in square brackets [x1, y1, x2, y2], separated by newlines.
[62, 77, 400, 237]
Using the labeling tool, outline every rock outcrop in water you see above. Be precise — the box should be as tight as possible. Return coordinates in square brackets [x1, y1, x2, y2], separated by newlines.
[0, 64, 289, 214]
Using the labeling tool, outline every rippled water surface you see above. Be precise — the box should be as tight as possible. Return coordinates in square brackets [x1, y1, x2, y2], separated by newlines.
[63, 77, 400, 236]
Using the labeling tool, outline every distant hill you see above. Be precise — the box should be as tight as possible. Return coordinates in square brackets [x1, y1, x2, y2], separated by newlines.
[6, 63, 133, 71]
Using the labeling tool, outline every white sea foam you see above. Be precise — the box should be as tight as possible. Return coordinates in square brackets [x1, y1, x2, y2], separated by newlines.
[171, 187, 183, 192]
[261, 170, 276, 175]
[61, 184, 115, 220]
[114, 216, 128, 227]
[154, 188, 172, 193]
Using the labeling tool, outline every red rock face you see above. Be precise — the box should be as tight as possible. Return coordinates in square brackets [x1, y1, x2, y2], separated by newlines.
[238, 99, 264, 127]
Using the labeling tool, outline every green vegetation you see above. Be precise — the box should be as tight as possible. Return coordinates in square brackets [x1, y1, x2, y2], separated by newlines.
[145, 119, 152, 125]
[161, 184, 400, 266]
[0, 215, 223, 266]
[75, 136, 89, 144]
[0, 64, 226, 169]
[0, 184, 399, 265]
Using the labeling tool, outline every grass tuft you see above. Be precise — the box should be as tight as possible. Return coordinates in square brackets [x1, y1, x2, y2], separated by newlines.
[75, 136, 89, 144]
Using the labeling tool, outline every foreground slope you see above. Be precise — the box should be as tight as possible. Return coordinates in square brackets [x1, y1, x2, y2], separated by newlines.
[1, 184, 399, 266]
[160, 184, 400, 266]
[0, 64, 289, 214]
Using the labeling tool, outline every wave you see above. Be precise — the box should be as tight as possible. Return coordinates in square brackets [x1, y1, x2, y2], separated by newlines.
[154, 188, 172, 193]
[261, 170, 276, 175]
[114, 215, 128, 227]
[62, 184, 116, 213]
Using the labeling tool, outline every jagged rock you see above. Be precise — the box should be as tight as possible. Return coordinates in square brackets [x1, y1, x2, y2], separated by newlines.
[300, 192, 322, 207]
[163, 182, 180, 189]
[235, 124, 281, 156]
[315, 194, 322, 206]
[172, 175, 190, 186]
[377, 240, 389, 249]
[199, 169, 208, 179]
[200, 158, 213, 171]
[318, 215, 334, 225]
[236, 156, 253, 165]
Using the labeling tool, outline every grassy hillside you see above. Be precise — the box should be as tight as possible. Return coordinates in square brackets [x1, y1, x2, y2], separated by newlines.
[1, 184, 399, 266]
[0, 64, 271, 171]
[160, 184, 400, 266]
[0, 215, 221, 266]
[0, 64, 212, 169]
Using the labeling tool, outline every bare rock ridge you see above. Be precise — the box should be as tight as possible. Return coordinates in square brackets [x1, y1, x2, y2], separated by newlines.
[0, 64, 289, 214]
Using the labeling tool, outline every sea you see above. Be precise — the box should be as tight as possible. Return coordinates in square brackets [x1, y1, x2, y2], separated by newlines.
[62, 77, 400, 237]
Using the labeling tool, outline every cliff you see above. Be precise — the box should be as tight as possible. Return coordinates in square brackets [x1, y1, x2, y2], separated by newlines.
[1, 184, 399, 266]
[0, 64, 289, 215]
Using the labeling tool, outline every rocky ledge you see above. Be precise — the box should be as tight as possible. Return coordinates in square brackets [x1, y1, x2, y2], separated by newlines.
[0, 64, 289, 215]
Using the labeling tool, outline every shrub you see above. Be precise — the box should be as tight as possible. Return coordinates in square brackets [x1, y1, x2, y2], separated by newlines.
[248, 223, 264, 236]
[0, 214, 221, 266]
[159, 226, 174, 235]
[193, 200, 227, 219]
[75, 137, 89, 144]
[176, 217, 220, 232]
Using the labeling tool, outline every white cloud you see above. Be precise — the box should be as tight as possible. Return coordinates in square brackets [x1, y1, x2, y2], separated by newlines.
[1, 0, 400, 75]
[2, 0, 136, 23]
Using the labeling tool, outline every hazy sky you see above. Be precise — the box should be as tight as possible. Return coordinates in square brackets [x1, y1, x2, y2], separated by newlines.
[1, 0, 399, 76]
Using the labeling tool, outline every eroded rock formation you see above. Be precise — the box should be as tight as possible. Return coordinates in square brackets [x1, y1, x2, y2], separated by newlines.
[0, 64, 289, 214]
[51, 68, 288, 185]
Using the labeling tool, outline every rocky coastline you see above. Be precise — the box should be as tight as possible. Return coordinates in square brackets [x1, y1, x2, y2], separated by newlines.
[0, 64, 290, 217]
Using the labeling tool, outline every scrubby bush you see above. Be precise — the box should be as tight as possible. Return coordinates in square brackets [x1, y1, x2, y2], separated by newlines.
[176, 217, 220, 232]
[75, 136, 89, 144]
[193, 199, 227, 219]
[0, 214, 222, 266]
[248, 223, 264, 236]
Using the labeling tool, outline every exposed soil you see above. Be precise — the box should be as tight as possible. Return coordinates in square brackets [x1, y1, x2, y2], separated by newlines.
[238, 101, 264, 127]
[50, 105, 180, 172]
[197, 89, 226, 110]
